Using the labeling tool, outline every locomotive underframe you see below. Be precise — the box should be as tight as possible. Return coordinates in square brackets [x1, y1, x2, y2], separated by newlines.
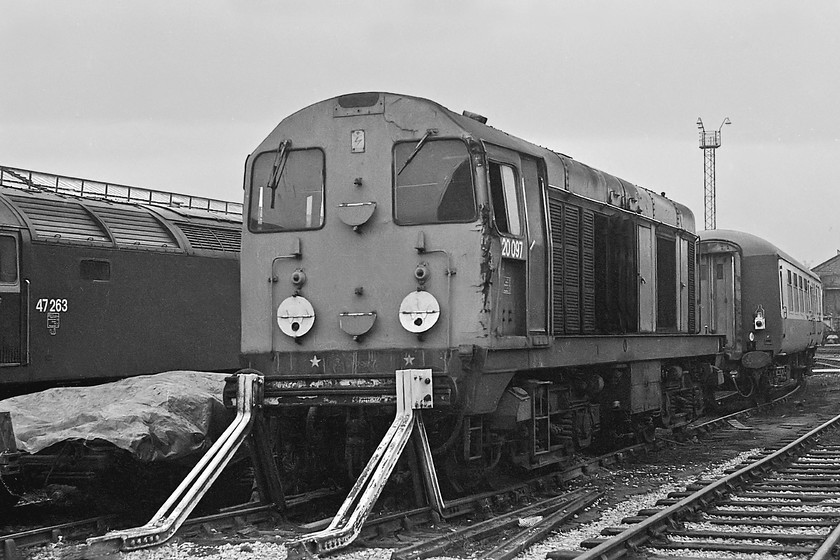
[235, 332, 721, 490]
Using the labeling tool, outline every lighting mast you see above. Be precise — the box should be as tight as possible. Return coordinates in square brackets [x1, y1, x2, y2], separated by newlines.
[697, 117, 731, 230]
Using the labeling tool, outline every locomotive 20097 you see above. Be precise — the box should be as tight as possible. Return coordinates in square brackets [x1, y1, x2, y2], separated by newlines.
[232, 91, 823, 492]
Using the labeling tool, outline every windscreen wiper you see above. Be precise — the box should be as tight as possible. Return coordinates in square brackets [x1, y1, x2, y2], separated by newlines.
[267, 140, 291, 209]
[397, 129, 437, 176]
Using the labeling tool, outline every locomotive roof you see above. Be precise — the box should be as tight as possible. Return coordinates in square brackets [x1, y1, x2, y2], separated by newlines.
[0, 183, 241, 255]
[286, 92, 695, 232]
[700, 229, 817, 278]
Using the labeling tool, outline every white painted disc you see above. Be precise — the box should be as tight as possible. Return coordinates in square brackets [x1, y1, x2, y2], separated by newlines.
[399, 291, 440, 333]
[276, 296, 315, 338]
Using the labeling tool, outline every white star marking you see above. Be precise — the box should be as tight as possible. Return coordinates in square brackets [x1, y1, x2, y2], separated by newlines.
[310, 355, 321, 367]
[403, 354, 415, 366]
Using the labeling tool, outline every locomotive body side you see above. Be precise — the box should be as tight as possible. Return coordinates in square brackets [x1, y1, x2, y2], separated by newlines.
[239, 92, 724, 484]
[699, 229, 821, 396]
[0, 175, 241, 396]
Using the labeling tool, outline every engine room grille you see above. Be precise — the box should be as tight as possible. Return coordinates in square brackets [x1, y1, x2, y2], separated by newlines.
[563, 205, 581, 333]
[688, 239, 696, 332]
[581, 209, 596, 333]
[176, 223, 241, 253]
[9, 195, 110, 242]
[549, 198, 596, 335]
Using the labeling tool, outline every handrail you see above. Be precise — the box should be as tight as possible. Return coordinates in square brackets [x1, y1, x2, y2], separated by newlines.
[0, 165, 243, 216]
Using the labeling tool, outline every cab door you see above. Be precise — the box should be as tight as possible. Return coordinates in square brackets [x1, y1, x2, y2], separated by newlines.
[485, 145, 527, 336]
[0, 233, 23, 365]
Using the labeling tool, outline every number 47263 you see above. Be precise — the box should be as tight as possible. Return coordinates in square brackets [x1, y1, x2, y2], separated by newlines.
[35, 299, 68, 313]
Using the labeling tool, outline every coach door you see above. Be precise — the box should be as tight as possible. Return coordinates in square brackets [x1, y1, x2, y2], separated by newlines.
[699, 251, 737, 349]
[0, 233, 23, 365]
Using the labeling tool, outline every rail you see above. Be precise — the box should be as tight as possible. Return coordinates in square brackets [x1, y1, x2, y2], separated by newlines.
[0, 165, 243, 216]
[556, 410, 840, 560]
[392, 488, 601, 560]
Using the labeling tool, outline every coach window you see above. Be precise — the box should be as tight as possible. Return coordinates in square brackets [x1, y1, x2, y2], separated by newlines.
[0, 235, 17, 284]
[800, 276, 805, 313]
[805, 278, 810, 314]
[249, 147, 325, 232]
[488, 162, 521, 235]
[787, 270, 793, 313]
[393, 139, 476, 225]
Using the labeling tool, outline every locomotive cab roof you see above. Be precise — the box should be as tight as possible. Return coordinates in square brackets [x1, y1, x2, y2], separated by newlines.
[259, 92, 696, 233]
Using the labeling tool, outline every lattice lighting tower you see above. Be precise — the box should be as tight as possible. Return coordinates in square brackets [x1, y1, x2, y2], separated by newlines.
[697, 117, 731, 230]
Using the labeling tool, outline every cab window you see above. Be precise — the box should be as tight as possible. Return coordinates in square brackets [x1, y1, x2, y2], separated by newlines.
[488, 162, 521, 235]
[393, 139, 476, 225]
[249, 147, 325, 232]
[0, 235, 17, 284]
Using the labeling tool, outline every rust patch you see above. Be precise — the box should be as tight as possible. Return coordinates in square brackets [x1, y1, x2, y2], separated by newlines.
[478, 203, 494, 312]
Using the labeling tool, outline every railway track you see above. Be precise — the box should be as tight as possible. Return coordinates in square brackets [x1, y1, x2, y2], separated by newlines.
[815, 346, 840, 372]
[391, 488, 602, 560]
[0, 438, 654, 560]
[549, 410, 840, 560]
[1, 385, 805, 560]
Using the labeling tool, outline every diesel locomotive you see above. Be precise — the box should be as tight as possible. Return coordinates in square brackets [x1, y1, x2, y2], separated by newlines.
[236, 92, 737, 489]
[699, 229, 823, 400]
[0, 166, 242, 397]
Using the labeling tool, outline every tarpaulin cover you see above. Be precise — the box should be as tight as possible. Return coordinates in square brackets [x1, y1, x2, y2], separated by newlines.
[0, 371, 232, 462]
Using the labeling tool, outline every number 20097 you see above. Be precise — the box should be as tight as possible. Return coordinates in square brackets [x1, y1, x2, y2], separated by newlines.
[35, 299, 68, 313]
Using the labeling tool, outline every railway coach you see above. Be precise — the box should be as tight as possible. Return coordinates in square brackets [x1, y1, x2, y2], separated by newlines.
[235, 92, 726, 489]
[699, 229, 822, 399]
[0, 166, 242, 397]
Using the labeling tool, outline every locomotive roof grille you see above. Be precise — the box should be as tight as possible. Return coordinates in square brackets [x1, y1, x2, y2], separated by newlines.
[177, 223, 241, 252]
[95, 206, 179, 248]
[8, 194, 111, 243]
[4, 189, 242, 255]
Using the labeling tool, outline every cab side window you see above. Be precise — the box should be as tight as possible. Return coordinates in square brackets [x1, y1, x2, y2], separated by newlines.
[0, 235, 17, 284]
[488, 162, 521, 235]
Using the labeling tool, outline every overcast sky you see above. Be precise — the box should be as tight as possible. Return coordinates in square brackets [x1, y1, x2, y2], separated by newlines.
[2, 1, 837, 266]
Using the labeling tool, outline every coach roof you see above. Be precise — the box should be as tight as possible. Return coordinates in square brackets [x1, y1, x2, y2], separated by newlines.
[700, 229, 816, 278]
